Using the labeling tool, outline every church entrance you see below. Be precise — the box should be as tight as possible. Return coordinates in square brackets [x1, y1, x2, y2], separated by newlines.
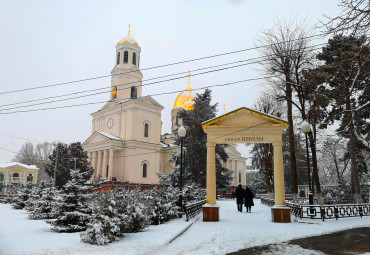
[201, 107, 290, 223]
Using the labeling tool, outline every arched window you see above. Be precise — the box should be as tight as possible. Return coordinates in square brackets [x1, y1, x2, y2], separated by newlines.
[130, 86, 137, 99]
[0, 172, 4, 182]
[124, 51, 128, 63]
[143, 163, 147, 178]
[132, 52, 137, 65]
[144, 123, 149, 137]
[13, 173, 19, 181]
[112, 86, 117, 99]
[239, 173, 241, 184]
[116, 52, 120, 65]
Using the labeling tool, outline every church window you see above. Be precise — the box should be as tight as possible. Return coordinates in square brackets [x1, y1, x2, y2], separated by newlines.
[130, 86, 137, 99]
[133, 52, 137, 65]
[0, 172, 3, 182]
[144, 123, 149, 137]
[143, 163, 147, 178]
[239, 172, 241, 184]
[117, 52, 120, 65]
[124, 51, 128, 63]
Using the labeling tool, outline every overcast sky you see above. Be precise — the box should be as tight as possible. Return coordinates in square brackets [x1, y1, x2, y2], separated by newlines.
[0, 0, 340, 162]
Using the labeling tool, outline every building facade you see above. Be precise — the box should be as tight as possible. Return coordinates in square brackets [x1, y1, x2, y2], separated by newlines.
[83, 29, 247, 186]
[0, 162, 39, 194]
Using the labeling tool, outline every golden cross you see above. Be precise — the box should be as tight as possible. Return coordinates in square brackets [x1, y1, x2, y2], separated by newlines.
[128, 24, 131, 36]
[224, 104, 226, 113]
[187, 72, 192, 90]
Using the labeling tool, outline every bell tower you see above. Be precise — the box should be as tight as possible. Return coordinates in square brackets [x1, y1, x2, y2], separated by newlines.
[111, 24, 143, 101]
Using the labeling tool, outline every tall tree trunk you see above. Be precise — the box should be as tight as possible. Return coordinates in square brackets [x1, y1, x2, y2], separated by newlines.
[286, 75, 298, 202]
[308, 131, 323, 205]
[346, 97, 362, 203]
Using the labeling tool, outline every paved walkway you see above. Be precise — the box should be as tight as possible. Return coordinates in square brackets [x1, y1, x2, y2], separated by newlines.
[229, 227, 370, 255]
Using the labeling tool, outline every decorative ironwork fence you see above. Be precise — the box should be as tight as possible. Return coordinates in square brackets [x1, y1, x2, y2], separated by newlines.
[184, 199, 206, 222]
[261, 198, 370, 221]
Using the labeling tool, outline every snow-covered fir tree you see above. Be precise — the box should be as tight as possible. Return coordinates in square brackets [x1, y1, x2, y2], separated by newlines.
[12, 183, 33, 209]
[81, 189, 151, 245]
[81, 191, 123, 245]
[145, 186, 180, 225]
[25, 181, 46, 212]
[46, 169, 92, 232]
[28, 180, 60, 219]
[182, 183, 206, 203]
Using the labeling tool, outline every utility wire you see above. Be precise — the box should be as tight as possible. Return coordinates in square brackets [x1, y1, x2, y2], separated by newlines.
[0, 33, 327, 95]
[0, 132, 39, 143]
[0, 43, 325, 111]
[0, 76, 276, 114]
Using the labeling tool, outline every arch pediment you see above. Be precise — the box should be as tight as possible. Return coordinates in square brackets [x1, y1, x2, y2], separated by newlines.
[202, 107, 288, 144]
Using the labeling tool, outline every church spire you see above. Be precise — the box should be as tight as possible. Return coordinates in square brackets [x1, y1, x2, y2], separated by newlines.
[128, 24, 131, 36]
[186, 72, 192, 91]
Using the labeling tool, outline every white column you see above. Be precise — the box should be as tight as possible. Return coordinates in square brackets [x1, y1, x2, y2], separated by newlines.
[91, 151, 97, 177]
[206, 142, 217, 204]
[102, 150, 108, 178]
[97, 151, 102, 178]
[273, 141, 285, 206]
[108, 149, 114, 180]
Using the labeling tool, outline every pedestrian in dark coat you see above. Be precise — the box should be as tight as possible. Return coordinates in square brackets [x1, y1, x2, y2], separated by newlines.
[231, 191, 235, 200]
[244, 186, 254, 213]
[235, 184, 245, 212]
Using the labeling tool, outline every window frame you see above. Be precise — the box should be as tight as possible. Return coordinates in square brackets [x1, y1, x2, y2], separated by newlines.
[124, 51, 128, 63]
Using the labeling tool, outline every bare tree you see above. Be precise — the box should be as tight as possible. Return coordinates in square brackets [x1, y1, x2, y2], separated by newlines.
[324, 0, 370, 35]
[13, 142, 37, 165]
[250, 93, 283, 198]
[257, 18, 314, 202]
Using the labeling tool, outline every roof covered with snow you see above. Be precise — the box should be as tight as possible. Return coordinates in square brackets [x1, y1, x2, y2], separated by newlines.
[0, 162, 38, 170]
[97, 131, 124, 141]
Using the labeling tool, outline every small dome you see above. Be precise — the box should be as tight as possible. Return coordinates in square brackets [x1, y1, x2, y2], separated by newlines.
[173, 72, 195, 110]
[118, 35, 139, 46]
[173, 90, 195, 110]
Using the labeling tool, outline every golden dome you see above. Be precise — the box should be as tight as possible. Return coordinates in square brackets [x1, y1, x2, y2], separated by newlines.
[173, 72, 195, 110]
[118, 24, 140, 47]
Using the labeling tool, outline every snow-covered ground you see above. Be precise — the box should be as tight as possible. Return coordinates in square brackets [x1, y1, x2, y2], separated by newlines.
[1, 199, 369, 255]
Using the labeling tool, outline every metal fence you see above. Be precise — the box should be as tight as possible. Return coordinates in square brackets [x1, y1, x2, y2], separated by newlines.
[261, 197, 370, 221]
[184, 199, 206, 222]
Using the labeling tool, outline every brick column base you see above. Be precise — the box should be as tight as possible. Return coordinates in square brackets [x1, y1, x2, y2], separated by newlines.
[271, 206, 291, 223]
[203, 204, 219, 222]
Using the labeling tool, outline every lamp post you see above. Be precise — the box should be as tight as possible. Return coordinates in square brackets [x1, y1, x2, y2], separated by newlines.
[301, 120, 313, 205]
[178, 125, 187, 211]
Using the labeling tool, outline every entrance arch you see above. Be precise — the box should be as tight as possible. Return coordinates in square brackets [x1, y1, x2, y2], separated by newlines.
[202, 107, 290, 223]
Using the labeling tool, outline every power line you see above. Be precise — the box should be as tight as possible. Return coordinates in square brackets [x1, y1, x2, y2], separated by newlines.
[0, 44, 325, 111]
[0, 132, 39, 143]
[0, 146, 17, 154]
[0, 33, 327, 95]
[0, 75, 276, 114]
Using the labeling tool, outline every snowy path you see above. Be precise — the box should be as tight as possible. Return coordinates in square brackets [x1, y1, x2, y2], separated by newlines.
[1, 199, 370, 255]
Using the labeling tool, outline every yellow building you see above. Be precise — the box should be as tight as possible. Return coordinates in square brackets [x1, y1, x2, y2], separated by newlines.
[0, 162, 39, 194]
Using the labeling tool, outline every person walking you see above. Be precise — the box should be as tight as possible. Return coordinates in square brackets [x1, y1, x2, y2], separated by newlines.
[244, 186, 254, 213]
[235, 184, 245, 212]
[231, 190, 235, 200]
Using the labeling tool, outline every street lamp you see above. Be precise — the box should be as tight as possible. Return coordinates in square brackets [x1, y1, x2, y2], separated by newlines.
[178, 125, 186, 211]
[301, 120, 313, 205]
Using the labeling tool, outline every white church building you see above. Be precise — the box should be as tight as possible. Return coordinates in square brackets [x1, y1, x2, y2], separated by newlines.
[82, 28, 247, 186]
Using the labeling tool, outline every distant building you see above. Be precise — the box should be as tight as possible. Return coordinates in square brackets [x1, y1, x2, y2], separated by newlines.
[0, 162, 39, 194]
